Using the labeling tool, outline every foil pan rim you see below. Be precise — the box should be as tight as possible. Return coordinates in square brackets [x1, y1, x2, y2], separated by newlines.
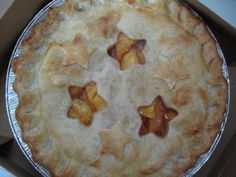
[5, 0, 230, 177]
[178, 0, 231, 176]
[5, 1, 62, 176]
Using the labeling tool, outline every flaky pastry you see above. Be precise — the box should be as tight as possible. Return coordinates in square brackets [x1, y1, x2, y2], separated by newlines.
[12, 0, 227, 176]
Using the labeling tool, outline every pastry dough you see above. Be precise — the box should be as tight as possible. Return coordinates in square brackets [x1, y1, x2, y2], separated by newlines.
[12, 0, 227, 176]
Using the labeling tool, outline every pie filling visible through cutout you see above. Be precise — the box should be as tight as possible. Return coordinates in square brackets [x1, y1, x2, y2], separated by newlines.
[12, 0, 227, 177]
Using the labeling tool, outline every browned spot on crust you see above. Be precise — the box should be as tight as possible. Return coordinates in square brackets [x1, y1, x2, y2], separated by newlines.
[72, 33, 81, 44]
[23, 29, 44, 47]
[198, 87, 208, 106]
[87, 158, 101, 167]
[137, 6, 159, 19]
[172, 87, 192, 107]
[127, 0, 135, 4]
[97, 15, 117, 37]
[43, 8, 59, 28]
[88, 12, 120, 38]
[140, 166, 159, 175]
[207, 59, 225, 85]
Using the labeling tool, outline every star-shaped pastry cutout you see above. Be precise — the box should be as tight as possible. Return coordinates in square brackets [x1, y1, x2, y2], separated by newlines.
[99, 120, 133, 160]
[138, 96, 178, 138]
[57, 33, 95, 68]
[68, 81, 107, 126]
[154, 56, 189, 90]
[107, 32, 146, 70]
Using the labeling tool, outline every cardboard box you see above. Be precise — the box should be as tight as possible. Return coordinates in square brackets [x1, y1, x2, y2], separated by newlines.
[199, 0, 236, 28]
[0, 1, 235, 177]
[187, 0, 236, 38]
[185, 0, 236, 64]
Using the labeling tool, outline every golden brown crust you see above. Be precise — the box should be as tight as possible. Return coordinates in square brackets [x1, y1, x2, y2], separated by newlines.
[12, 0, 228, 176]
[172, 87, 192, 107]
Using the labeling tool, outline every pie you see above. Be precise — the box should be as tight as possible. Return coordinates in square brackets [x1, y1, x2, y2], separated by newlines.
[12, 0, 228, 176]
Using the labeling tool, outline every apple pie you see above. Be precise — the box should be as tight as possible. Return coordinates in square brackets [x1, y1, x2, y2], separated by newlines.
[12, 0, 228, 176]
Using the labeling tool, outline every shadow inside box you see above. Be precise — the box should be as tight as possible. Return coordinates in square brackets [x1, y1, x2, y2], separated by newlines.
[208, 132, 236, 177]
[0, 140, 42, 177]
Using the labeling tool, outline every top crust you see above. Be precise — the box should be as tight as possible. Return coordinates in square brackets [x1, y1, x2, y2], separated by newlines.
[12, 0, 228, 177]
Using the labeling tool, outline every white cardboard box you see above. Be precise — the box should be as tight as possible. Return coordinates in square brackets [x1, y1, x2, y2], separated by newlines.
[199, 0, 236, 28]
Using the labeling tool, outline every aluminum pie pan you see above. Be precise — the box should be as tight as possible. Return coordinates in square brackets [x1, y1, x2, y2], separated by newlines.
[5, 0, 230, 177]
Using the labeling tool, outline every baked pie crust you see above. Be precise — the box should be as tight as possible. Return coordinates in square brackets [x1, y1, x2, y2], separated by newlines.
[12, 0, 228, 176]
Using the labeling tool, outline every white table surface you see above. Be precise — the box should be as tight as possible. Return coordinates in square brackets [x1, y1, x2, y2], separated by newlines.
[199, 0, 236, 28]
[0, 0, 14, 19]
